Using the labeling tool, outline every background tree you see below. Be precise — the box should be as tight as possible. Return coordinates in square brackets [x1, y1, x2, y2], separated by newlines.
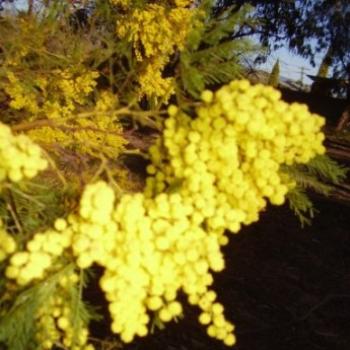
[310, 47, 332, 95]
[213, 0, 350, 91]
[268, 59, 280, 87]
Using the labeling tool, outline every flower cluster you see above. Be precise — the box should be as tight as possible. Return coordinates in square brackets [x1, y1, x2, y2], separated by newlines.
[27, 88, 125, 158]
[32, 68, 99, 120]
[115, 2, 194, 100]
[29, 118, 125, 159]
[0, 220, 16, 262]
[5, 221, 71, 285]
[35, 271, 94, 350]
[146, 80, 325, 230]
[103, 191, 235, 344]
[3, 182, 117, 283]
[0, 122, 48, 183]
[4, 71, 39, 113]
[5, 177, 234, 345]
[4, 68, 99, 119]
[71, 181, 118, 268]
[53, 69, 99, 110]
[2, 80, 326, 348]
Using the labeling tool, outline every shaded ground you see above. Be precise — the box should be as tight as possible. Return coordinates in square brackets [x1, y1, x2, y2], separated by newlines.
[117, 197, 350, 350]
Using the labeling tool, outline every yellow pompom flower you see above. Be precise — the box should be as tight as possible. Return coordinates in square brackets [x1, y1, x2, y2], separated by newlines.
[0, 123, 48, 184]
[0, 220, 17, 262]
[116, 3, 195, 100]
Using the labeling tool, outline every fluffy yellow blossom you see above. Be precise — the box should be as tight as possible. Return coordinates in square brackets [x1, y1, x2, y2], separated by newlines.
[101, 191, 228, 343]
[117, 5, 191, 59]
[3, 80, 326, 348]
[28, 114, 125, 159]
[0, 122, 48, 183]
[7, 178, 230, 344]
[54, 69, 99, 106]
[116, 3, 194, 99]
[4, 68, 98, 119]
[35, 271, 94, 350]
[138, 57, 175, 101]
[8, 67, 126, 160]
[6, 222, 72, 285]
[0, 220, 17, 262]
[96, 91, 119, 111]
[5, 72, 39, 114]
[147, 80, 325, 229]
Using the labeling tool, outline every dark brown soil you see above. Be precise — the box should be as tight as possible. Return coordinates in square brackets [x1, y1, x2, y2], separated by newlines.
[116, 197, 350, 350]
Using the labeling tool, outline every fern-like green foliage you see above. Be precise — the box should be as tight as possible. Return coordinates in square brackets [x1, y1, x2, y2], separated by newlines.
[0, 268, 62, 350]
[282, 154, 348, 226]
[0, 265, 93, 350]
[179, 1, 261, 98]
[286, 186, 315, 227]
[0, 285, 40, 350]
[305, 154, 348, 184]
[0, 176, 72, 240]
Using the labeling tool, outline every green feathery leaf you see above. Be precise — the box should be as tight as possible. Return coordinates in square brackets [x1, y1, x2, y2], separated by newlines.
[286, 186, 315, 227]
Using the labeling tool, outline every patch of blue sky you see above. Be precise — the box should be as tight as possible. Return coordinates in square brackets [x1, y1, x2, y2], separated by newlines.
[258, 45, 326, 86]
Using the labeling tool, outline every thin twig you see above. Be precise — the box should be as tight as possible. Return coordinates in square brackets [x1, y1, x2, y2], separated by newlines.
[297, 293, 350, 322]
[40, 148, 67, 189]
[5, 190, 23, 235]
[11, 107, 166, 133]
[240, 293, 350, 335]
